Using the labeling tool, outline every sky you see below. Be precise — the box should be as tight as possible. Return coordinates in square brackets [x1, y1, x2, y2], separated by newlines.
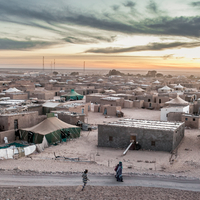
[1, 0, 200, 70]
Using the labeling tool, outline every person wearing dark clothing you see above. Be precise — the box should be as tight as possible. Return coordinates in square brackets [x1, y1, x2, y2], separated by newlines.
[135, 141, 141, 150]
[116, 161, 123, 182]
[15, 129, 21, 140]
[82, 169, 89, 191]
[114, 163, 119, 179]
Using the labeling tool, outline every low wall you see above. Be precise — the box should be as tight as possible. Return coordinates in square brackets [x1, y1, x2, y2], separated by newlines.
[0, 129, 15, 144]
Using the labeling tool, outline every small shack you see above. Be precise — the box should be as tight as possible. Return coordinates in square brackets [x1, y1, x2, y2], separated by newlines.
[61, 89, 83, 101]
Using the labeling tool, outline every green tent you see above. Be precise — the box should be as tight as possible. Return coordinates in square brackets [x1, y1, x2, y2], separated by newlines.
[20, 117, 81, 145]
[61, 89, 83, 101]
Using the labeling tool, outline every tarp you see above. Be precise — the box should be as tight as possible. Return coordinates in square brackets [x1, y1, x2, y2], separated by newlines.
[20, 117, 81, 145]
[0, 149, 14, 159]
[0, 142, 28, 149]
[0, 143, 35, 159]
[61, 89, 83, 101]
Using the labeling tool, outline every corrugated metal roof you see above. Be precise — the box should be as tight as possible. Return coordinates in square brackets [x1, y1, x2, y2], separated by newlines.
[103, 119, 183, 131]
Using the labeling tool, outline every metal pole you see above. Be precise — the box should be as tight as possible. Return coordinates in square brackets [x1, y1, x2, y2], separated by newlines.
[43, 56, 44, 71]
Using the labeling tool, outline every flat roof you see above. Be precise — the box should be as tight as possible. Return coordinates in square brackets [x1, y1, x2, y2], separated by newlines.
[0, 111, 37, 117]
[58, 102, 85, 108]
[102, 119, 183, 131]
[52, 110, 85, 116]
[101, 97, 121, 101]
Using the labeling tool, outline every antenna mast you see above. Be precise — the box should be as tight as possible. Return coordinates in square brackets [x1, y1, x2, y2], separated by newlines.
[43, 56, 44, 71]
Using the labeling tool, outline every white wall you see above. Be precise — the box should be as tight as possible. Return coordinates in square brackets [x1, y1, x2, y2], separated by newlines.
[161, 105, 189, 121]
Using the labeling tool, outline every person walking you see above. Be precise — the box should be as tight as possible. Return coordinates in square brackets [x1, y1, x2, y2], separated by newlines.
[82, 169, 89, 191]
[116, 161, 123, 182]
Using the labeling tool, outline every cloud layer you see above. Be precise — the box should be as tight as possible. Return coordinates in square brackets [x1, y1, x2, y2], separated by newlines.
[0, 0, 200, 52]
[0, 38, 55, 50]
[85, 41, 200, 54]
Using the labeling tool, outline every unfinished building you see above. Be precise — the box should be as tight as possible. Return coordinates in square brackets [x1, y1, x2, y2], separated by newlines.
[98, 119, 185, 152]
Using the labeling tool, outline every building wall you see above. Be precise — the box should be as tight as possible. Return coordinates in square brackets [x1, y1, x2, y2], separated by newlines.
[86, 94, 108, 103]
[0, 129, 15, 144]
[51, 112, 85, 125]
[172, 123, 185, 150]
[133, 100, 144, 108]
[124, 100, 133, 108]
[161, 105, 189, 121]
[29, 91, 55, 100]
[94, 104, 100, 112]
[27, 105, 43, 115]
[98, 124, 176, 152]
[182, 115, 200, 129]
[6, 93, 28, 100]
[68, 103, 91, 116]
[107, 106, 121, 116]
[156, 96, 170, 104]
[143, 102, 161, 110]
[0, 111, 43, 131]
[100, 98, 124, 108]
[167, 112, 183, 122]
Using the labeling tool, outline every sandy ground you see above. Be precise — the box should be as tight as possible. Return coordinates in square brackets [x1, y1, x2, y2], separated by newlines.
[1, 108, 200, 199]
[1, 108, 200, 180]
[0, 186, 200, 200]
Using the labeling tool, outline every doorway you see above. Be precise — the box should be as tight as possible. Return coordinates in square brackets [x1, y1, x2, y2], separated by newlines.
[14, 119, 18, 129]
[130, 135, 136, 150]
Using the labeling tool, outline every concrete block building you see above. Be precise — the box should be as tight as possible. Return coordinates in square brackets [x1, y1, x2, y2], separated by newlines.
[161, 96, 189, 121]
[182, 114, 200, 129]
[100, 97, 124, 108]
[51, 111, 85, 125]
[98, 119, 185, 152]
[0, 111, 46, 132]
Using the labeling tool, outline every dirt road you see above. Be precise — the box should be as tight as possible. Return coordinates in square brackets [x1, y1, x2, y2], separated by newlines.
[1, 173, 200, 192]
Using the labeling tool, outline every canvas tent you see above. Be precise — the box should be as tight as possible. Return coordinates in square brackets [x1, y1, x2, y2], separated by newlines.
[61, 89, 83, 101]
[4, 87, 22, 93]
[20, 117, 81, 147]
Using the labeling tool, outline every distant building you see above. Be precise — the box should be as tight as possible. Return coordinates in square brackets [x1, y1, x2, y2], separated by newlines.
[161, 96, 189, 121]
[51, 110, 85, 125]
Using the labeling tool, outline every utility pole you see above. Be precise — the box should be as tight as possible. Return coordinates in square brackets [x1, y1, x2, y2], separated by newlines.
[83, 61, 85, 74]
[43, 56, 44, 71]
[54, 59, 55, 71]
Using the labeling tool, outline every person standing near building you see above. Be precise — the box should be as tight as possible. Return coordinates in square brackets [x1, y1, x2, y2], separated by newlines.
[82, 169, 89, 191]
[116, 161, 123, 182]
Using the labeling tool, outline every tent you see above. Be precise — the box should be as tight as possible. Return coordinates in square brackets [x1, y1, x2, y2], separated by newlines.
[61, 89, 83, 101]
[4, 87, 22, 93]
[20, 117, 81, 146]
